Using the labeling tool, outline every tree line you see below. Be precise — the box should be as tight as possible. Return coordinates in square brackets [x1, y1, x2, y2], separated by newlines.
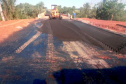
[58, 0, 126, 21]
[0, 0, 126, 21]
[0, 0, 45, 20]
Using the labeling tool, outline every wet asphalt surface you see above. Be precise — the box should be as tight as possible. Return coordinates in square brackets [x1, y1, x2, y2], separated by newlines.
[0, 18, 126, 84]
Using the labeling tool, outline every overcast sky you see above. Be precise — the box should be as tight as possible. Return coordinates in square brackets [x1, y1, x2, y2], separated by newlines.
[16, 0, 126, 9]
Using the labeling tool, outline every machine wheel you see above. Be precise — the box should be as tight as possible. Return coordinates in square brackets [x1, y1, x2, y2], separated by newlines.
[49, 15, 52, 20]
[59, 17, 62, 20]
[59, 14, 62, 20]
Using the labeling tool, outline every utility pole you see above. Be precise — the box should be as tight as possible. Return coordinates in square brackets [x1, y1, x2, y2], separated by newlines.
[0, 3, 5, 21]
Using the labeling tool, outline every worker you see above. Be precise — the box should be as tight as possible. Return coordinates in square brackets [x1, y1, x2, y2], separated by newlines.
[68, 13, 70, 19]
[70, 15, 72, 20]
[72, 12, 76, 20]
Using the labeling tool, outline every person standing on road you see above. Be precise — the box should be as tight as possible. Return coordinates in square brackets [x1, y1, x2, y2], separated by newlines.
[70, 15, 72, 20]
[68, 13, 70, 19]
[72, 12, 76, 20]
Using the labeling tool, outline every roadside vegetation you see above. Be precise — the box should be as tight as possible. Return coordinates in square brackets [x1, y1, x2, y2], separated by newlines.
[0, 0, 45, 20]
[58, 0, 126, 21]
[0, 0, 126, 21]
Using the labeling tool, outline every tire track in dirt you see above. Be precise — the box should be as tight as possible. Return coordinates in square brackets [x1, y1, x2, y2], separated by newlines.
[45, 20, 61, 84]
[62, 41, 110, 69]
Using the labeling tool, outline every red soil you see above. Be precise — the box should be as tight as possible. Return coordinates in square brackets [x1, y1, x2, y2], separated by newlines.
[77, 18, 126, 34]
[0, 19, 35, 43]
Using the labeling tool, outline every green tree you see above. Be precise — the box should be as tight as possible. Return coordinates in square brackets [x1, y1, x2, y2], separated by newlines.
[57, 5, 63, 13]
[1, 0, 16, 20]
[76, 3, 91, 18]
[35, 1, 44, 14]
[96, 0, 126, 21]
[16, 3, 33, 19]
[0, 0, 45, 20]
[88, 6, 97, 18]
[57, 6, 75, 15]
[83, 3, 91, 18]
[16, 1, 45, 19]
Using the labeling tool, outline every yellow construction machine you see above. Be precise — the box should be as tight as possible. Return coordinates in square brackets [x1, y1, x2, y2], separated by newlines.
[49, 5, 62, 20]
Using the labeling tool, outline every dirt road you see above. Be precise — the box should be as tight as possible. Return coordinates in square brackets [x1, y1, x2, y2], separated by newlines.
[0, 18, 126, 84]
[41, 19, 126, 54]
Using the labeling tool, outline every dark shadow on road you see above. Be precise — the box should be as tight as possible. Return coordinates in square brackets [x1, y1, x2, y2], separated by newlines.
[0, 21, 76, 84]
[0, 19, 44, 57]
[33, 79, 46, 84]
[33, 66, 126, 84]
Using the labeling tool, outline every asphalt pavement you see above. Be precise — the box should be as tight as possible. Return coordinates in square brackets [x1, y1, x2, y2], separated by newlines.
[0, 18, 126, 84]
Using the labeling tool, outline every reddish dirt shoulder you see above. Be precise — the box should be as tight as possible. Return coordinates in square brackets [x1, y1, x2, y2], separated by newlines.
[76, 18, 126, 35]
[0, 19, 35, 43]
